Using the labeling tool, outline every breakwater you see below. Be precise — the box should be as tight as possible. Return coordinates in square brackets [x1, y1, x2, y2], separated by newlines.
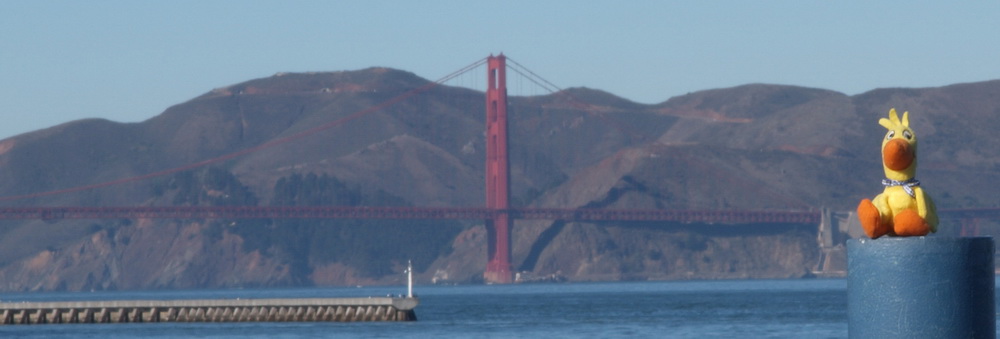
[0, 297, 417, 324]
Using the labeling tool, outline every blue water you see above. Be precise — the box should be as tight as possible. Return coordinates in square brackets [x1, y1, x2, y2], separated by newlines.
[0, 279, 873, 338]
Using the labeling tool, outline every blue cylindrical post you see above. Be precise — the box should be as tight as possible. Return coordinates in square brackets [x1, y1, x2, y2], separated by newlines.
[848, 237, 995, 339]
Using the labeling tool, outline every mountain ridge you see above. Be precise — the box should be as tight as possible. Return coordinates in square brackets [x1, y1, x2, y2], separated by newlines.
[0, 67, 998, 290]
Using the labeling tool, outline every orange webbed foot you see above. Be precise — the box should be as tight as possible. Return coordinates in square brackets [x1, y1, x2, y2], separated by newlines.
[893, 209, 930, 236]
[858, 199, 890, 238]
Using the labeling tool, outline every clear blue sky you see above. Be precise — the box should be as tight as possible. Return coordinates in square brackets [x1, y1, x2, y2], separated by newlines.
[2, 1, 998, 139]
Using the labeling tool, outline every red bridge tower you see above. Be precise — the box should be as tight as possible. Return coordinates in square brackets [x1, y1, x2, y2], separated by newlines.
[484, 54, 513, 284]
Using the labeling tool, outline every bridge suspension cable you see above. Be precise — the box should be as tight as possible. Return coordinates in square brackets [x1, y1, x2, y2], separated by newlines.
[505, 57, 653, 144]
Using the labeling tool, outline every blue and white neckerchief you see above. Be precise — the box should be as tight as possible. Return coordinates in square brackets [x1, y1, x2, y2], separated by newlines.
[882, 178, 920, 197]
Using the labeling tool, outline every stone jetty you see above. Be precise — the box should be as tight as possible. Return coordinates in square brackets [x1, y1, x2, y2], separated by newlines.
[0, 297, 418, 324]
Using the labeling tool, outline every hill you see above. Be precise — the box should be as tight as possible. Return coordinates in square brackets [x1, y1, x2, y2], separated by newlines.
[0, 68, 998, 290]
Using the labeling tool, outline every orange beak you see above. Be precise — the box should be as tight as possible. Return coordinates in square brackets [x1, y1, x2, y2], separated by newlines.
[882, 138, 914, 171]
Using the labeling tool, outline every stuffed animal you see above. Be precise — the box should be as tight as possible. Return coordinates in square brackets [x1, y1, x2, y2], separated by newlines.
[857, 108, 938, 238]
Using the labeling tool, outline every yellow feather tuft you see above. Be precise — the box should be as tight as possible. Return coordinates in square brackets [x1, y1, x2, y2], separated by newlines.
[888, 108, 901, 125]
[879, 108, 908, 130]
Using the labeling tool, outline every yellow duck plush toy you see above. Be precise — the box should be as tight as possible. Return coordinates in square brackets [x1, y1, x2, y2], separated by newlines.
[857, 108, 938, 238]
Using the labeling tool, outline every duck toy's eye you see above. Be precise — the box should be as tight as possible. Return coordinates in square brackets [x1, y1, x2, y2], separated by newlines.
[903, 130, 913, 140]
[885, 130, 895, 140]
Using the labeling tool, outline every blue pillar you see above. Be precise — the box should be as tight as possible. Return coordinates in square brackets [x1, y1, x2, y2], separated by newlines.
[848, 237, 995, 339]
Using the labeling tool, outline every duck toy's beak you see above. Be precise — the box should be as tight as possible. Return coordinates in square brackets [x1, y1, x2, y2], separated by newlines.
[882, 138, 913, 171]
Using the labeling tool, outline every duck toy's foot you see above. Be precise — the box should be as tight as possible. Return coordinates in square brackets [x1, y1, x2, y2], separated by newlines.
[857, 199, 891, 238]
[893, 209, 931, 236]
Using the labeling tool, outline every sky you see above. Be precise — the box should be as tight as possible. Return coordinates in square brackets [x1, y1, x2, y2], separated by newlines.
[2, 1, 999, 140]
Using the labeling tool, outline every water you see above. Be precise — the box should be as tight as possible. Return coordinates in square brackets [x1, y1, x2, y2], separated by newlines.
[0, 279, 873, 338]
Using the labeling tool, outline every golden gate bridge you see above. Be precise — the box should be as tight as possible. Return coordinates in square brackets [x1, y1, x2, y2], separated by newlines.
[0, 54, 993, 284]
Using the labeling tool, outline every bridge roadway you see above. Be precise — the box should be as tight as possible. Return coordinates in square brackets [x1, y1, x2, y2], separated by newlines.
[0, 206, 824, 224]
[0, 206, 990, 224]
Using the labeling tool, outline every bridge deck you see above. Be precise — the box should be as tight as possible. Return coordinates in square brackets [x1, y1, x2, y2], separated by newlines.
[0, 206, 984, 223]
[0, 206, 823, 224]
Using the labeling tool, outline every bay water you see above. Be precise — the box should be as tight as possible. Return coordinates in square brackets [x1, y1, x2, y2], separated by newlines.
[0, 278, 964, 338]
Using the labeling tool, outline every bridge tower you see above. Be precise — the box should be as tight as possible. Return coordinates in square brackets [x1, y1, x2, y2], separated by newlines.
[484, 54, 513, 284]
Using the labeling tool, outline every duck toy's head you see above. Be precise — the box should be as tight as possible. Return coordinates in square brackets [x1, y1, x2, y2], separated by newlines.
[879, 108, 917, 181]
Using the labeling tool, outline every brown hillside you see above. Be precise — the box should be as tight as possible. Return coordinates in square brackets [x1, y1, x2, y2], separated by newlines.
[0, 68, 998, 290]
